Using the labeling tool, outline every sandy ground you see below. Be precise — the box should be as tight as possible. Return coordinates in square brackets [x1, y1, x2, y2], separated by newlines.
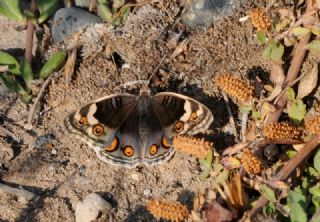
[1, 0, 317, 221]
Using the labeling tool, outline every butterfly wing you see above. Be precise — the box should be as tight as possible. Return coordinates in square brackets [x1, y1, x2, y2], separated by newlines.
[152, 92, 213, 138]
[65, 93, 142, 167]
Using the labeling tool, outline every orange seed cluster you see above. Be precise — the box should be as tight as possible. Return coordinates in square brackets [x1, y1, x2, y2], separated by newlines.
[305, 116, 320, 135]
[146, 199, 189, 222]
[263, 122, 302, 140]
[250, 8, 271, 32]
[214, 74, 253, 105]
[173, 135, 213, 158]
[240, 148, 262, 174]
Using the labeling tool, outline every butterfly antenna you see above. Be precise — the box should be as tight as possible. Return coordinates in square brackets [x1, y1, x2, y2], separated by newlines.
[147, 54, 167, 86]
[113, 54, 166, 93]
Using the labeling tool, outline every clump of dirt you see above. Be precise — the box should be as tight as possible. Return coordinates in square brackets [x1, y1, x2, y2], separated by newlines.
[0, 0, 315, 221]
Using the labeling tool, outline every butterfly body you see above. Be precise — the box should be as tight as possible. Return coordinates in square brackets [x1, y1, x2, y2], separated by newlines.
[65, 89, 213, 167]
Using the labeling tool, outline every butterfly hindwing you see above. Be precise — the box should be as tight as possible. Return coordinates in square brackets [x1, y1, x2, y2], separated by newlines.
[152, 92, 213, 137]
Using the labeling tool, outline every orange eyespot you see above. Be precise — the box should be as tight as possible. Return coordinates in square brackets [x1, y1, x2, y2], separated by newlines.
[149, 144, 158, 155]
[123, 146, 134, 157]
[78, 116, 88, 125]
[104, 137, 119, 152]
[174, 121, 184, 132]
[92, 124, 104, 136]
[161, 136, 170, 148]
[189, 112, 198, 121]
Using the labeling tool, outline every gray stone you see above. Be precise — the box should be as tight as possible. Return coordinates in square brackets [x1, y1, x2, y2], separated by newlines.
[52, 7, 101, 43]
[183, 0, 246, 28]
[75, 193, 112, 222]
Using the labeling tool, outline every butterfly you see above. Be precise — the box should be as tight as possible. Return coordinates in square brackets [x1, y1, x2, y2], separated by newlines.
[64, 88, 213, 168]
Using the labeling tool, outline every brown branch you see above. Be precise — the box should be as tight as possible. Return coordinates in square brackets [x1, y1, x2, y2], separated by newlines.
[244, 0, 316, 219]
[265, 0, 313, 124]
[245, 135, 320, 220]
[24, 0, 37, 63]
[265, 33, 311, 124]
[0, 125, 22, 143]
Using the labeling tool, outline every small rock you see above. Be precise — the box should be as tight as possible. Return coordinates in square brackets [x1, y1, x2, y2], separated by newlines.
[130, 173, 140, 181]
[32, 134, 55, 149]
[143, 189, 152, 196]
[182, 0, 245, 28]
[52, 7, 101, 43]
[79, 165, 86, 175]
[51, 148, 57, 155]
[48, 165, 56, 173]
[75, 193, 111, 222]
[17, 196, 28, 205]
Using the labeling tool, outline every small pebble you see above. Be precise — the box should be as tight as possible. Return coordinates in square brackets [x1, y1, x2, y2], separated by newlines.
[143, 189, 152, 196]
[130, 173, 140, 181]
[79, 165, 86, 175]
[75, 193, 111, 222]
[48, 165, 56, 173]
[122, 64, 131, 69]
[51, 149, 57, 155]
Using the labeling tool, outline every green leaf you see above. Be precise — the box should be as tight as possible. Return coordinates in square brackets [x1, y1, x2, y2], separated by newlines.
[288, 99, 306, 124]
[0, 51, 20, 75]
[260, 185, 276, 202]
[275, 17, 291, 33]
[270, 42, 284, 62]
[307, 167, 319, 177]
[215, 169, 229, 185]
[286, 87, 296, 101]
[0, 0, 23, 21]
[262, 46, 271, 60]
[20, 58, 33, 85]
[97, 2, 113, 22]
[199, 150, 213, 169]
[290, 203, 307, 222]
[314, 149, 320, 174]
[23, 9, 36, 20]
[287, 187, 307, 222]
[252, 108, 260, 120]
[287, 150, 297, 158]
[288, 187, 307, 207]
[239, 105, 252, 113]
[39, 51, 67, 78]
[292, 27, 311, 37]
[262, 40, 276, 60]
[257, 31, 267, 44]
[199, 151, 213, 179]
[113, 0, 125, 10]
[310, 185, 320, 208]
[36, 0, 60, 23]
[263, 202, 276, 216]
[308, 40, 320, 54]
[311, 28, 320, 37]
[0, 73, 28, 96]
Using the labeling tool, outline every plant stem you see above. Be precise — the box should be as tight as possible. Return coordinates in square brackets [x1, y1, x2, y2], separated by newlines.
[25, 0, 37, 63]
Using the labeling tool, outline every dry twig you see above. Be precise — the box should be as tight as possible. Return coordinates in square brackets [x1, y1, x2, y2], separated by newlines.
[222, 92, 239, 141]
[25, 71, 62, 130]
[266, 24, 312, 123]
[0, 183, 39, 201]
[0, 125, 21, 143]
